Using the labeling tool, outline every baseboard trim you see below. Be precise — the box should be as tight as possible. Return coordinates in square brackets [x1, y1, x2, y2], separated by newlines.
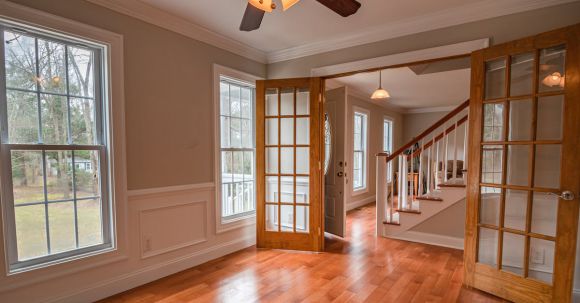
[573, 289, 580, 301]
[390, 231, 464, 250]
[46, 235, 256, 303]
[346, 196, 375, 211]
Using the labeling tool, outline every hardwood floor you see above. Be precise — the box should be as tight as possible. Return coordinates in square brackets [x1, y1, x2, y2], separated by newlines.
[100, 204, 506, 302]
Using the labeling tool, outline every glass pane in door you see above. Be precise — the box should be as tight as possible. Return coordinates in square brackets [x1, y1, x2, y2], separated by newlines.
[529, 238, 555, 284]
[263, 85, 311, 234]
[501, 232, 525, 276]
[537, 95, 564, 140]
[510, 52, 534, 96]
[504, 189, 528, 231]
[485, 59, 506, 100]
[478, 227, 499, 267]
[508, 99, 533, 141]
[538, 45, 566, 93]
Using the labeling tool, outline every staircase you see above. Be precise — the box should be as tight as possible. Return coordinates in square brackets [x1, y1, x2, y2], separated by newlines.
[376, 100, 470, 242]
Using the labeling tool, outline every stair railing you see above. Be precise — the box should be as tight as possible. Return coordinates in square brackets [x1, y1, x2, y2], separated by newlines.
[376, 99, 470, 225]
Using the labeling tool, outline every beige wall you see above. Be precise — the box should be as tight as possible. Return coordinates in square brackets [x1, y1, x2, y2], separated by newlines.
[267, 2, 580, 78]
[412, 199, 466, 238]
[345, 94, 403, 209]
[402, 111, 449, 143]
[9, 0, 266, 190]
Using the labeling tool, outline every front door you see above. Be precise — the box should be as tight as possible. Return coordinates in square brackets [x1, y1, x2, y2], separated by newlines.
[324, 87, 347, 237]
[256, 78, 324, 251]
[464, 24, 580, 302]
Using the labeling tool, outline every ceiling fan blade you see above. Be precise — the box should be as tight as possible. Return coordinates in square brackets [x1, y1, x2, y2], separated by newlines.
[315, 0, 361, 17]
[240, 3, 265, 31]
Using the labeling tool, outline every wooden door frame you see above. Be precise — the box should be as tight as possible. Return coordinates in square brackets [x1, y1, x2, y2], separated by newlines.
[464, 23, 580, 302]
[256, 77, 325, 252]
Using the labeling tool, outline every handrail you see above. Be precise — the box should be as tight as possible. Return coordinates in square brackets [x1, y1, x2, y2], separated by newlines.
[377, 99, 469, 162]
[408, 115, 468, 158]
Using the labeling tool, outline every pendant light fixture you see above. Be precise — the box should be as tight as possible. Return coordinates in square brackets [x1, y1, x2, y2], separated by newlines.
[248, 0, 275, 12]
[371, 70, 390, 100]
[281, 0, 300, 10]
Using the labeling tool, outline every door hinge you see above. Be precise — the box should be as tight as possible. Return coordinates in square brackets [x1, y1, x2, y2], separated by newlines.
[319, 161, 321, 170]
[318, 227, 321, 236]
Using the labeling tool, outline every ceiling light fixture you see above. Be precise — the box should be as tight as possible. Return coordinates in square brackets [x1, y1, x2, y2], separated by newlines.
[248, 0, 275, 12]
[281, 0, 300, 10]
[371, 70, 390, 100]
[542, 72, 565, 88]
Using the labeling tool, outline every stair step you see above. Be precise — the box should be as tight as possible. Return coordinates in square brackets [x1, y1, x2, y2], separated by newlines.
[439, 183, 466, 188]
[383, 220, 401, 226]
[397, 208, 421, 214]
[415, 196, 443, 202]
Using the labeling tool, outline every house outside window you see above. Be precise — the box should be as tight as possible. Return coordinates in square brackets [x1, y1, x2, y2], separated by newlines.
[0, 21, 113, 272]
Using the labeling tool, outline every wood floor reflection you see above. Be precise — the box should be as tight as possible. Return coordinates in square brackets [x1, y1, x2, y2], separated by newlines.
[100, 203, 506, 302]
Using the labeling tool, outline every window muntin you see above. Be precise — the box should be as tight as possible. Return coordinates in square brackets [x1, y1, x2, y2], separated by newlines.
[1, 24, 112, 271]
[353, 112, 367, 191]
[219, 76, 256, 221]
[383, 118, 393, 182]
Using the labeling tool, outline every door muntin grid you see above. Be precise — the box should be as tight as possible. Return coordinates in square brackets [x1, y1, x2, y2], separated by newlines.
[477, 45, 566, 285]
[264, 87, 310, 234]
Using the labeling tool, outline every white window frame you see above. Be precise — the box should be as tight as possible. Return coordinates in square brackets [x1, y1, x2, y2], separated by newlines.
[0, 2, 127, 276]
[352, 107, 369, 194]
[213, 64, 260, 233]
[383, 117, 394, 182]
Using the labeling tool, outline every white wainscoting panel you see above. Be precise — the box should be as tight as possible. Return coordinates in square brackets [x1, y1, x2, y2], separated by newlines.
[139, 201, 208, 259]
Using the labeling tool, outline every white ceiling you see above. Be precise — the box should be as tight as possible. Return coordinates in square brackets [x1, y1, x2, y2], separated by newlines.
[89, 0, 578, 63]
[330, 63, 470, 112]
[139, 0, 481, 52]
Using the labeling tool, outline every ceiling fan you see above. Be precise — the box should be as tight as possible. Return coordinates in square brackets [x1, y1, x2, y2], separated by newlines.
[240, 0, 362, 31]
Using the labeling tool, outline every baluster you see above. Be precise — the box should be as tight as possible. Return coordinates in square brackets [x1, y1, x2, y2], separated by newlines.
[452, 119, 458, 181]
[390, 163, 395, 221]
[435, 138, 440, 189]
[409, 152, 414, 204]
[376, 154, 387, 231]
[426, 139, 432, 195]
[418, 139, 424, 197]
[443, 123, 449, 184]
[397, 154, 403, 210]
[400, 155, 408, 209]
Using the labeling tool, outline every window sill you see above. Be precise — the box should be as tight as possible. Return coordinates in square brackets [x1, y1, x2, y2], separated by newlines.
[216, 213, 256, 234]
[352, 187, 369, 197]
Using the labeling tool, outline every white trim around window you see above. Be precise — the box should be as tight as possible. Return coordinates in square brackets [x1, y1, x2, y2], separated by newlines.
[0, 1, 127, 279]
[212, 64, 261, 233]
[351, 106, 369, 195]
[383, 116, 394, 183]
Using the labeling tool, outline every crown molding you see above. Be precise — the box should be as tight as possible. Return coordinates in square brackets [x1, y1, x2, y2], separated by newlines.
[87, 0, 576, 64]
[267, 0, 578, 63]
[86, 0, 268, 63]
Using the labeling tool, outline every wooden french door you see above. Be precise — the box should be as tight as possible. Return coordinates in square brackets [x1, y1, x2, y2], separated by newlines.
[465, 24, 580, 302]
[256, 78, 324, 251]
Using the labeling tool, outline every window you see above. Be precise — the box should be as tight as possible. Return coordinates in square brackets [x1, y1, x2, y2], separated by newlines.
[383, 118, 393, 182]
[218, 76, 256, 221]
[0, 22, 112, 271]
[353, 111, 368, 191]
